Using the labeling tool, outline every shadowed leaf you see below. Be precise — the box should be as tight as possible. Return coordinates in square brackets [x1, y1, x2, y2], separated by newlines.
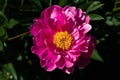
[91, 49, 103, 62]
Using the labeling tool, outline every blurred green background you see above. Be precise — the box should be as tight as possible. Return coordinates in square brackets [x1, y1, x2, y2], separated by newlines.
[0, 0, 120, 80]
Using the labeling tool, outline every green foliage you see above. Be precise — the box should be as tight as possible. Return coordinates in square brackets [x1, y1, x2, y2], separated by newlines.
[86, 1, 104, 13]
[0, 27, 8, 40]
[0, 11, 8, 21]
[0, 0, 7, 12]
[58, 0, 67, 6]
[0, 0, 120, 80]
[91, 49, 103, 62]
[0, 63, 17, 80]
[30, 0, 42, 9]
[4, 19, 19, 29]
[89, 14, 104, 21]
[0, 40, 3, 51]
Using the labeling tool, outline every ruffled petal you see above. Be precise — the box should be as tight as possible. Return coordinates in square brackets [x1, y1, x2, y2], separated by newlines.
[45, 63, 57, 71]
[40, 60, 48, 67]
[38, 48, 48, 59]
[46, 50, 61, 63]
[79, 36, 91, 53]
[56, 57, 66, 69]
[67, 49, 81, 56]
[76, 57, 90, 67]
[81, 35, 96, 58]
[64, 67, 74, 74]
[65, 60, 74, 68]
[30, 22, 41, 36]
[85, 16, 90, 24]
[71, 28, 80, 40]
[81, 23, 92, 34]
[63, 6, 76, 20]
[41, 5, 65, 29]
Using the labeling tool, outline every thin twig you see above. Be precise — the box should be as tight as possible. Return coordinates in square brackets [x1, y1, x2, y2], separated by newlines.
[7, 31, 29, 40]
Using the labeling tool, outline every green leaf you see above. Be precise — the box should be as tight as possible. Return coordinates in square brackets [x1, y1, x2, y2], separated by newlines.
[3, 63, 17, 80]
[89, 14, 104, 21]
[5, 18, 19, 29]
[1, 0, 8, 12]
[0, 27, 8, 39]
[112, 17, 120, 26]
[58, 0, 67, 6]
[0, 75, 6, 80]
[105, 16, 113, 26]
[20, 0, 24, 7]
[0, 11, 8, 21]
[0, 41, 3, 51]
[74, 0, 80, 3]
[105, 20, 113, 26]
[31, 0, 42, 9]
[91, 49, 103, 62]
[86, 1, 104, 13]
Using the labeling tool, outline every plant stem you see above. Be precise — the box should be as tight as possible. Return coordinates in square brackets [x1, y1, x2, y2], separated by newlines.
[7, 31, 29, 41]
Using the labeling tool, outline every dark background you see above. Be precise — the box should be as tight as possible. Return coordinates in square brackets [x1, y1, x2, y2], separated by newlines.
[0, 0, 120, 80]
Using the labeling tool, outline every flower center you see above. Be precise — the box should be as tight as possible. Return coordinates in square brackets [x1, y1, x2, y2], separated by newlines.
[53, 31, 73, 50]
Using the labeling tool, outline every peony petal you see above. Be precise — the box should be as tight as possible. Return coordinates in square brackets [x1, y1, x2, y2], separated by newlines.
[30, 23, 41, 36]
[76, 8, 82, 18]
[38, 48, 48, 59]
[64, 67, 74, 74]
[67, 49, 81, 56]
[81, 35, 96, 58]
[40, 60, 48, 68]
[45, 50, 61, 63]
[76, 57, 90, 67]
[62, 20, 75, 33]
[56, 57, 66, 69]
[45, 63, 57, 71]
[65, 60, 74, 68]
[63, 6, 76, 20]
[71, 28, 80, 40]
[85, 16, 90, 24]
[67, 52, 78, 62]
[79, 23, 92, 34]
[40, 5, 62, 19]
[79, 36, 91, 52]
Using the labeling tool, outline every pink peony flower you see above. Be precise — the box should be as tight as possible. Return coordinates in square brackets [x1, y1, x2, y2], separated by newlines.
[30, 5, 96, 74]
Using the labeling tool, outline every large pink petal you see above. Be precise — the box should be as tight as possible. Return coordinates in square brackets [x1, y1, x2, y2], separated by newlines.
[81, 35, 96, 58]
[79, 36, 91, 53]
[78, 23, 91, 34]
[41, 5, 65, 28]
[63, 6, 76, 20]
[62, 6, 77, 32]
[45, 63, 57, 71]
[38, 48, 48, 59]
[40, 60, 48, 68]
[64, 67, 74, 74]
[76, 57, 90, 67]
[65, 60, 74, 68]
[85, 16, 90, 24]
[45, 50, 61, 63]
[75, 8, 85, 25]
[82, 23, 91, 33]
[62, 20, 75, 33]
[71, 28, 80, 40]
[30, 23, 41, 37]
[71, 27, 85, 44]
[56, 57, 66, 69]
[40, 5, 62, 19]
[67, 49, 81, 57]
[67, 52, 78, 62]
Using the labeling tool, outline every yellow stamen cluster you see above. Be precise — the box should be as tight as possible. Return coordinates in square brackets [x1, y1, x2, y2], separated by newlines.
[53, 31, 73, 50]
